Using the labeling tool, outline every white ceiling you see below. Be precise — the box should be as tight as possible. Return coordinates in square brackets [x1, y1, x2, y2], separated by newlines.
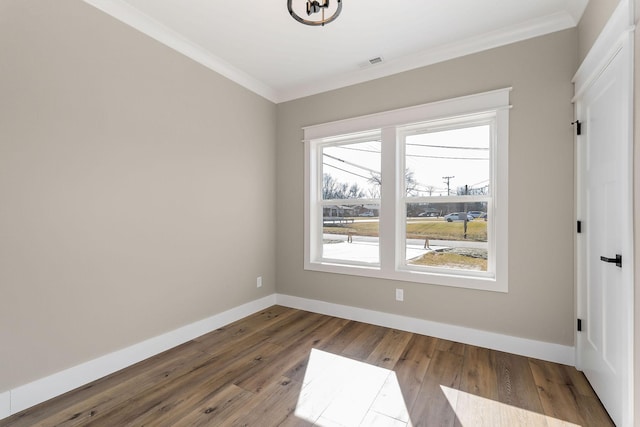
[83, 0, 589, 103]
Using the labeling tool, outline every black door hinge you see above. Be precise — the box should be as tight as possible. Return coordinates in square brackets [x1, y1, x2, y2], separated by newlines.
[572, 120, 582, 135]
[577, 221, 582, 233]
[577, 318, 582, 332]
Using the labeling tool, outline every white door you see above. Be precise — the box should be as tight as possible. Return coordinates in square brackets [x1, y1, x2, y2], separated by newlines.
[575, 12, 633, 427]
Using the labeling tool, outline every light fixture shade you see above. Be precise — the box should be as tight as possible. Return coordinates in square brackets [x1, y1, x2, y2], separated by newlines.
[288, 0, 342, 26]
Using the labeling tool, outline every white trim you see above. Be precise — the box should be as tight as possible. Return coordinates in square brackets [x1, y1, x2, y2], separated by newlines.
[572, 0, 635, 100]
[573, 1, 635, 425]
[0, 292, 577, 421]
[0, 294, 276, 420]
[380, 126, 398, 274]
[0, 391, 9, 420]
[276, 294, 575, 366]
[278, 11, 579, 102]
[565, 0, 590, 25]
[81, 0, 279, 103]
[302, 88, 511, 141]
[303, 89, 510, 292]
[82, 0, 579, 103]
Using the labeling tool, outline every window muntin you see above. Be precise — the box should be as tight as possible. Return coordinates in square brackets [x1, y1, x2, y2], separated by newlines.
[304, 89, 509, 292]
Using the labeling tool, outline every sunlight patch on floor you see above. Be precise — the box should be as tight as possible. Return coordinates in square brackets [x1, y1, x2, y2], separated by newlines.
[440, 385, 582, 427]
[294, 349, 410, 426]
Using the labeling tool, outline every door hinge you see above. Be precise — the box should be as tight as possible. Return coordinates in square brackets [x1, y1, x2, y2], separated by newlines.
[577, 318, 582, 332]
[577, 221, 582, 233]
[572, 120, 582, 135]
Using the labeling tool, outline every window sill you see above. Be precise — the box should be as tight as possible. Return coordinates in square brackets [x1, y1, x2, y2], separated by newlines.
[305, 260, 507, 293]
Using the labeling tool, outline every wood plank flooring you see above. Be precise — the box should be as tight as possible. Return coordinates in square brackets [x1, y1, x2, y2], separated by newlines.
[1, 306, 613, 426]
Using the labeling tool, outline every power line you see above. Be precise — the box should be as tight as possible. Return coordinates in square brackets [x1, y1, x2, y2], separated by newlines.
[323, 153, 380, 175]
[406, 143, 489, 150]
[338, 146, 381, 154]
[406, 153, 489, 161]
[323, 163, 372, 181]
[469, 179, 489, 188]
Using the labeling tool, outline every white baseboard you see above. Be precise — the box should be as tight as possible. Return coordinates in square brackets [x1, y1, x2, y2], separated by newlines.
[275, 293, 575, 366]
[1, 292, 575, 421]
[0, 391, 9, 420]
[2, 294, 277, 420]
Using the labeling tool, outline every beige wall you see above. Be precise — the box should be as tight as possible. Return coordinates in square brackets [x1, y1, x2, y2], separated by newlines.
[577, 0, 621, 62]
[0, 0, 626, 406]
[276, 29, 578, 346]
[0, 0, 276, 392]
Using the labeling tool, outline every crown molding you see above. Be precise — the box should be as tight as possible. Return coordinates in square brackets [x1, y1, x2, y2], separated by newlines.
[278, 11, 578, 102]
[572, 0, 635, 100]
[82, 0, 279, 103]
[565, 0, 590, 25]
[83, 1, 579, 104]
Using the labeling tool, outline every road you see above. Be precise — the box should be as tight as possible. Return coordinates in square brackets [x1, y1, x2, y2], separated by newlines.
[323, 233, 488, 249]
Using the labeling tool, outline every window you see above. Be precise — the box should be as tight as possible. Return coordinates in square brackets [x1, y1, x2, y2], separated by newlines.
[304, 89, 509, 292]
[320, 132, 381, 265]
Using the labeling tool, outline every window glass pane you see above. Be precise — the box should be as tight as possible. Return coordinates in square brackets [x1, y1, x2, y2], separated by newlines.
[322, 139, 381, 200]
[406, 202, 488, 272]
[322, 203, 380, 264]
[405, 125, 490, 197]
[306, 90, 509, 290]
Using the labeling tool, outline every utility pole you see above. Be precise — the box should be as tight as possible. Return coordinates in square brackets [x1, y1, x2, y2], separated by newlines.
[442, 176, 455, 195]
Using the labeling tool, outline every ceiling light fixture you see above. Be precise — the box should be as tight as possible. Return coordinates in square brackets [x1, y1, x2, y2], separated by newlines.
[288, 0, 342, 26]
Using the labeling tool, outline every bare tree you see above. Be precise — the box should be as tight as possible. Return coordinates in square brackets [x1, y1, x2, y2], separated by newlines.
[457, 184, 488, 196]
[323, 174, 366, 199]
[368, 169, 418, 196]
[367, 185, 381, 199]
[368, 172, 382, 188]
[346, 183, 366, 199]
[405, 170, 418, 196]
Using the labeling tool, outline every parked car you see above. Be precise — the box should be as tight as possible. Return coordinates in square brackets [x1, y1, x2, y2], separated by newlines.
[418, 211, 438, 217]
[467, 211, 485, 218]
[444, 212, 473, 222]
[359, 211, 374, 217]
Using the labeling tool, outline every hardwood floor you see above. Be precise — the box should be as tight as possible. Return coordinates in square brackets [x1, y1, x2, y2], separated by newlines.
[1, 306, 613, 426]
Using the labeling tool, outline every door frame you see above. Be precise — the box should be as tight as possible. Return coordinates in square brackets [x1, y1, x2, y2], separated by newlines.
[573, 0, 635, 425]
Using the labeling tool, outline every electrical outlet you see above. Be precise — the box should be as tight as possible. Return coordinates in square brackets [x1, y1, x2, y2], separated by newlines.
[257, 276, 263, 288]
[395, 288, 404, 301]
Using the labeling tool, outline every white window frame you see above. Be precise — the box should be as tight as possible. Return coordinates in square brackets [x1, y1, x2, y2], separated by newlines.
[396, 115, 496, 278]
[303, 88, 510, 292]
[316, 130, 382, 267]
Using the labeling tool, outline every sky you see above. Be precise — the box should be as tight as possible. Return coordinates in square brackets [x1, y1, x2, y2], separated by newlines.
[322, 124, 490, 199]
